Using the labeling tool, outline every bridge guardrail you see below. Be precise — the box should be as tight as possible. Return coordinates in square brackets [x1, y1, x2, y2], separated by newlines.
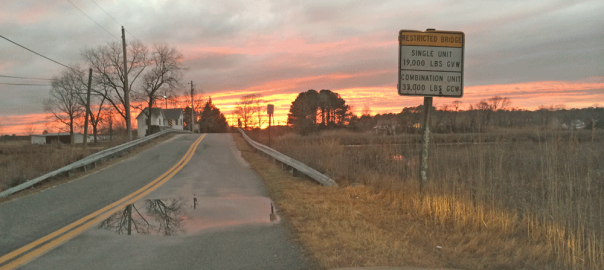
[237, 128, 337, 187]
[0, 129, 181, 198]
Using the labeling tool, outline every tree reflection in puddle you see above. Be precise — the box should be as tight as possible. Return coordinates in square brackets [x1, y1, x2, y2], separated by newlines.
[99, 199, 185, 236]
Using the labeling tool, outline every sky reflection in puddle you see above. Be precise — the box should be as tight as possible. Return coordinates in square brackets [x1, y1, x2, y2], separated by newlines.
[99, 199, 185, 236]
[99, 196, 278, 236]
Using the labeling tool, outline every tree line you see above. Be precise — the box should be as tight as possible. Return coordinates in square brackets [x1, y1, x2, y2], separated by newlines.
[42, 40, 214, 143]
[231, 89, 351, 135]
[276, 91, 603, 135]
[352, 97, 603, 134]
[42, 33, 236, 142]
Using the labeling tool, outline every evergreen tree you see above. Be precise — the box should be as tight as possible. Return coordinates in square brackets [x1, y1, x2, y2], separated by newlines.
[183, 106, 194, 131]
[198, 97, 228, 133]
[287, 89, 349, 134]
[287, 90, 318, 134]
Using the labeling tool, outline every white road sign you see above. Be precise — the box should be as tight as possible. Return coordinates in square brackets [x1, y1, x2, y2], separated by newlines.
[398, 30, 465, 97]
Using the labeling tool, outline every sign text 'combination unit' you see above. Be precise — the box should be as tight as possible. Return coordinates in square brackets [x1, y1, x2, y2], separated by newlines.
[398, 30, 465, 97]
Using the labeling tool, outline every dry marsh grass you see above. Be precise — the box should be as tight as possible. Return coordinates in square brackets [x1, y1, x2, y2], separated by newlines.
[264, 129, 604, 269]
[234, 133, 566, 269]
[0, 134, 132, 193]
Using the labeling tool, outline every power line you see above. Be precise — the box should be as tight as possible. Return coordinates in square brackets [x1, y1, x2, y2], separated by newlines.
[89, 0, 142, 42]
[0, 82, 50, 86]
[0, 75, 52, 81]
[65, 0, 119, 39]
[125, 29, 142, 43]
[0, 34, 77, 72]
[90, 0, 120, 25]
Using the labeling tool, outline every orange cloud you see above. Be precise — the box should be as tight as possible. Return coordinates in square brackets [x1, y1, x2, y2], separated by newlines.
[1, 113, 55, 135]
[3, 78, 602, 135]
[463, 80, 604, 110]
[211, 78, 604, 127]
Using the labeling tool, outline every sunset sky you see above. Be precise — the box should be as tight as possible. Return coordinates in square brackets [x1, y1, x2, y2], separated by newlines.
[1, 0, 603, 135]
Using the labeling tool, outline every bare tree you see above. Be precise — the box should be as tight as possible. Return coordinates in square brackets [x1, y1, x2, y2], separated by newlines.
[475, 100, 490, 111]
[485, 96, 511, 127]
[83, 40, 148, 139]
[43, 68, 86, 144]
[86, 89, 108, 143]
[487, 96, 511, 111]
[438, 104, 452, 133]
[133, 44, 185, 136]
[193, 93, 205, 115]
[234, 94, 259, 129]
[252, 95, 266, 128]
[361, 104, 371, 117]
[451, 100, 463, 131]
[72, 75, 108, 144]
[24, 125, 37, 136]
[452, 100, 462, 112]
[99, 108, 118, 141]
[182, 89, 205, 131]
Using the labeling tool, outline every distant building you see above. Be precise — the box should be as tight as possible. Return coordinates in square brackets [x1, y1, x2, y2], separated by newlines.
[570, 119, 587, 130]
[136, 107, 184, 138]
[373, 119, 398, 135]
[30, 133, 92, 144]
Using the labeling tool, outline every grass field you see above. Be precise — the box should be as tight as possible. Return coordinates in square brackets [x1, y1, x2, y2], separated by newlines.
[246, 128, 604, 269]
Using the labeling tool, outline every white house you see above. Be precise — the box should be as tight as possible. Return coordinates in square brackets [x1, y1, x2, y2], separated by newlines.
[163, 109, 185, 131]
[31, 135, 46, 144]
[136, 108, 184, 138]
[136, 108, 165, 138]
[373, 119, 398, 135]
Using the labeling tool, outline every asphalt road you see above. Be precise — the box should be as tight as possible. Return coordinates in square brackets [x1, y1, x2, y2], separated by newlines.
[0, 133, 311, 269]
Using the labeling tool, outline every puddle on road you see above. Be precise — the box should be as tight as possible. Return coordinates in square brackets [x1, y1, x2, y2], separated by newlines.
[99, 196, 279, 236]
[99, 199, 186, 236]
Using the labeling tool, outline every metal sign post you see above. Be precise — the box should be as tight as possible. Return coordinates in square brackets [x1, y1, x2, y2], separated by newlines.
[267, 104, 274, 147]
[398, 29, 464, 195]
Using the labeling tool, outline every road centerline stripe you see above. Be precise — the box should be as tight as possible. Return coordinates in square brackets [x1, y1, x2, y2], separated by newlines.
[0, 134, 205, 270]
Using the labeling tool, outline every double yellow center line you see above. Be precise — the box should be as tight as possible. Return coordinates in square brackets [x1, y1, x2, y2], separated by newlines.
[0, 134, 205, 270]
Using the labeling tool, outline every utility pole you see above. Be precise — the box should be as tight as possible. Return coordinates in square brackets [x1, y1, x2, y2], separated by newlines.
[83, 68, 92, 149]
[267, 104, 274, 147]
[122, 26, 132, 141]
[164, 90, 168, 109]
[190, 81, 195, 133]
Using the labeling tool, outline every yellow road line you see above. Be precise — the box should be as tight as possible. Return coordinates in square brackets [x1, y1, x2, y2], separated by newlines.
[0, 134, 205, 270]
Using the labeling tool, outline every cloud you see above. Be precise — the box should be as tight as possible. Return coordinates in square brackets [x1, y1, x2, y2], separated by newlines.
[1, 0, 603, 133]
